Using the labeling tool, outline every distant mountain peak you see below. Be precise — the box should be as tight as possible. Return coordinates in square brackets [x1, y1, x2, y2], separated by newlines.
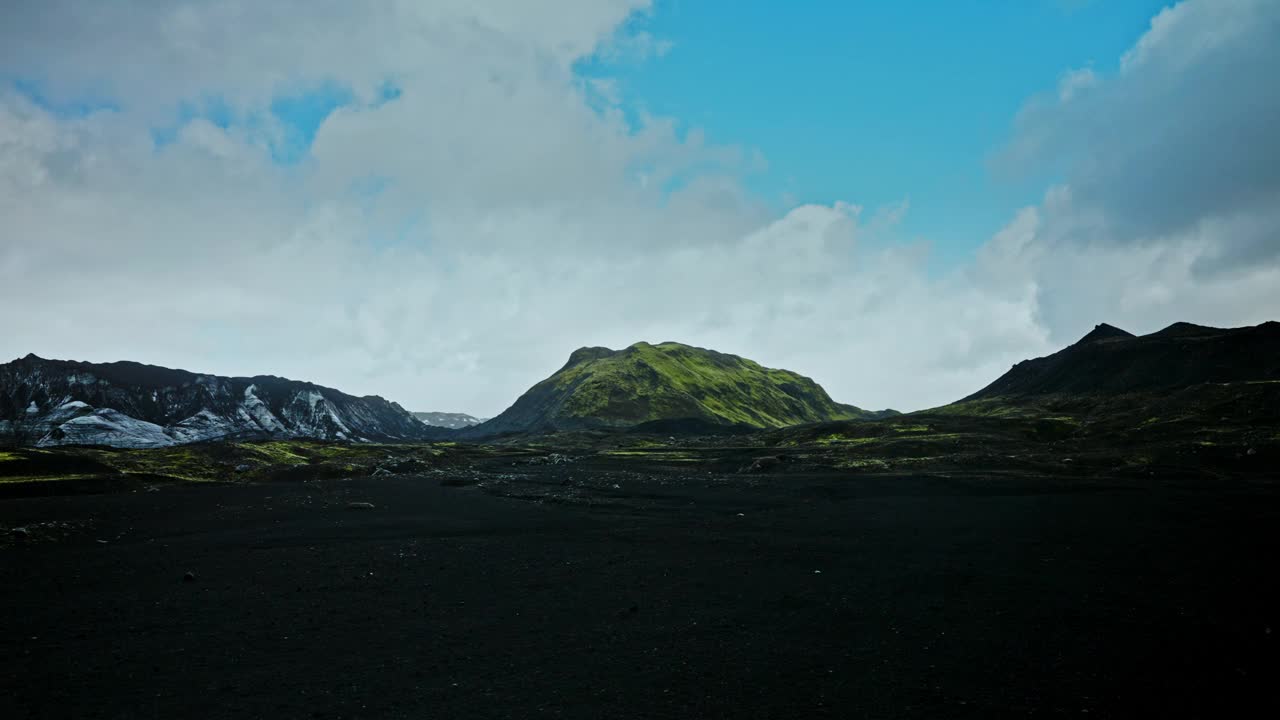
[964, 320, 1278, 401]
[412, 411, 486, 429]
[473, 341, 888, 436]
[1150, 322, 1218, 338]
[1075, 323, 1135, 345]
[563, 346, 616, 369]
[1, 355, 441, 448]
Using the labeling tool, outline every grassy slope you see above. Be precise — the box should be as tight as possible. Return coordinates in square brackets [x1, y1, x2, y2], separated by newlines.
[545, 342, 866, 429]
[746, 378, 1280, 480]
[0, 441, 467, 488]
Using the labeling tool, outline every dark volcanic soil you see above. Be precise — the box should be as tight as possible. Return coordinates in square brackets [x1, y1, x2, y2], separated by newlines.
[3, 467, 1279, 719]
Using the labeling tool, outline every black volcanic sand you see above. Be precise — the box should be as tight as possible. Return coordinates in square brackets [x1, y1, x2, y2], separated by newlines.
[3, 467, 1279, 719]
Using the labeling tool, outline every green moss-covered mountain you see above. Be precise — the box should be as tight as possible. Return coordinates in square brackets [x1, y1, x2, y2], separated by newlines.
[472, 342, 894, 435]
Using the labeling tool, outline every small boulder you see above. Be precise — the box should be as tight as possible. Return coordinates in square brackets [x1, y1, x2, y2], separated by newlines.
[746, 456, 783, 473]
[182, 571, 197, 583]
[346, 501, 376, 510]
[10, 527, 31, 540]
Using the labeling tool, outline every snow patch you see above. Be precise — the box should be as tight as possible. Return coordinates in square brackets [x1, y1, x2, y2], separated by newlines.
[170, 409, 237, 443]
[242, 384, 285, 432]
[38, 409, 172, 449]
[45, 400, 95, 423]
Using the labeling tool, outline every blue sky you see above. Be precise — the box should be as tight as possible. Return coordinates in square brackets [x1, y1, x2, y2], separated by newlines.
[580, 0, 1170, 265]
[12, 0, 1169, 267]
[9, 0, 1166, 267]
[6, 0, 1276, 415]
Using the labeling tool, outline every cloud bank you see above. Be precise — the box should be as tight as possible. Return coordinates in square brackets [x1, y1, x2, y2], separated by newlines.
[1, 0, 1277, 415]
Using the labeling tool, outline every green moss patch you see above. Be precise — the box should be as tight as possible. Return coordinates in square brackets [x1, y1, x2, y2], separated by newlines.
[235, 442, 310, 465]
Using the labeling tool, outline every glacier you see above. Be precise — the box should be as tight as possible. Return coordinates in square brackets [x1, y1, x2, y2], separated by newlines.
[1, 354, 448, 448]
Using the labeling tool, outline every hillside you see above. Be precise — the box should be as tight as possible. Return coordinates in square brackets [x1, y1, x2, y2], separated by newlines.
[0, 354, 441, 448]
[413, 411, 487, 429]
[470, 341, 891, 436]
[750, 320, 1280, 481]
[964, 321, 1280, 400]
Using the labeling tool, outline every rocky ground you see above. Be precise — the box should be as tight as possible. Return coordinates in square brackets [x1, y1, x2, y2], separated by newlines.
[2, 433, 1279, 719]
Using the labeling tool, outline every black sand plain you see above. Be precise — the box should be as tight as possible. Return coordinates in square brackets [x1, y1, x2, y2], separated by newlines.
[3, 449, 1279, 720]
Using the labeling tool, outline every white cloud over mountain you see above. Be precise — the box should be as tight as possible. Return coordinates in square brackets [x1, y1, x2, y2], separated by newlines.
[1, 0, 1276, 415]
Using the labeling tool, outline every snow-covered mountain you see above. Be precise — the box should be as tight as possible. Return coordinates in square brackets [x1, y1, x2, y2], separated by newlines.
[412, 411, 487, 429]
[0, 354, 442, 448]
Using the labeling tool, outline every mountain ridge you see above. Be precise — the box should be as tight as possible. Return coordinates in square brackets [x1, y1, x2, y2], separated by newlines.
[469, 341, 894, 436]
[964, 321, 1280, 401]
[0, 354, 442, 448]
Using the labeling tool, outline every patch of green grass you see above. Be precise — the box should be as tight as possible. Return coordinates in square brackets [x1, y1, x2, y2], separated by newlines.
[0, 473, 105, 483]
[924, 399, 1036, 419]
[612, 439, 669, 449]
[600, 449, 702, 462]
[0, 451, 23, 462]
[882, 432, 966, 443]
[235, 442, 310, 465]
[882, 456, 945, 466]
[814, 435, 880, 446]
[3, 441, 466, 485]
[834, 458, 891, 471]
[99, 446, 224, 481]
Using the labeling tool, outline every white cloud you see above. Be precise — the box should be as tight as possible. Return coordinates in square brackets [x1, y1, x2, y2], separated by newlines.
[1, 0, 1277, 417]
[0, 1, 649, 114]
[1056, 67, 1096, 102]
[1119, 0, 1269, 73]
[999, 0, 1280, 261]
[986, 0, 1280, 346]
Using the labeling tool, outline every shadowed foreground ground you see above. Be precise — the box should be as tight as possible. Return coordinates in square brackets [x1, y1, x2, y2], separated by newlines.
[2, 468, 1279, 719]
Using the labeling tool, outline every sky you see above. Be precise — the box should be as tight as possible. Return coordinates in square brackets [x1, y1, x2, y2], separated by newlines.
[1, 0, 1278, 417]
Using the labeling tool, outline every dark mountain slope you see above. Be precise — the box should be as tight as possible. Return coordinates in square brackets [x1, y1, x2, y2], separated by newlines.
[965, 321, 1280, 400]
[469, 341, 892, 436]
[0, 354, 442, 448]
